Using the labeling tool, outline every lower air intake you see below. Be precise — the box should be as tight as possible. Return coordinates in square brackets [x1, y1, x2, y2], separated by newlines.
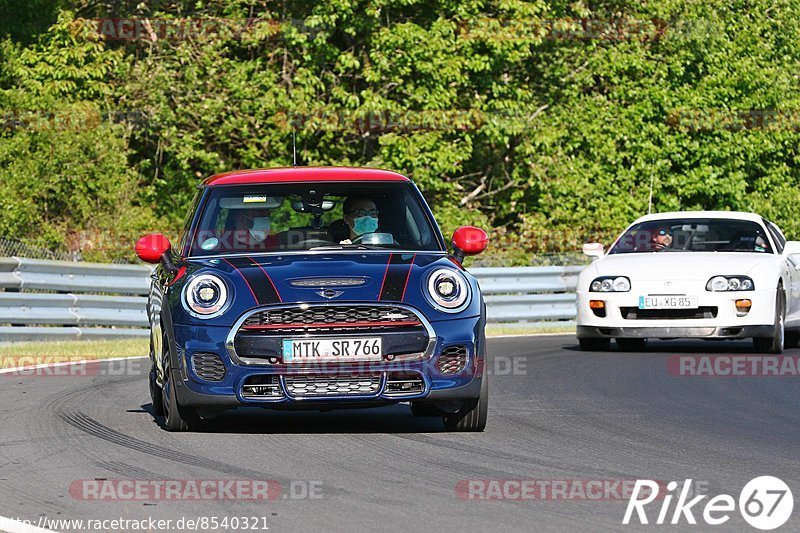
[242, 375, 282, 398]
[191, 353, 226, 381]
[437, 345, 468, 374]
[385, 374, 424, 396]
[285, 373, 382, 398]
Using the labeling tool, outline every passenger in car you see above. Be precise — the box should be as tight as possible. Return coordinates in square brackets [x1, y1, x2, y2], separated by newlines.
[230, 207, 280, 251]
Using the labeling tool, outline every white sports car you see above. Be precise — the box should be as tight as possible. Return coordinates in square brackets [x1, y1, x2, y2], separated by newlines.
[576, 211, 800, 353]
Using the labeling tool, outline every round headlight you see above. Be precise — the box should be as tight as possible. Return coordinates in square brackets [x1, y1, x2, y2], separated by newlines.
[601, 279, 613, 292]
[184, 274, 228, 317]
[613, 277, 631, 292]
[590, 280, 602, 291]
[427, 268, 469, 311]
[740, 278, 753, 290]
[709, 276, 729, 292]
[728, 278, 741, 291]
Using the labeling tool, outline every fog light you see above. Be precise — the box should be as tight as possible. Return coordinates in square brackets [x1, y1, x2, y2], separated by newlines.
[589, 300, 606, 318]
[735, 299, 752, 315]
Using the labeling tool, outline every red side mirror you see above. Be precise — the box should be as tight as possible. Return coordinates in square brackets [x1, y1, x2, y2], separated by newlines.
[135, 233, 172, 264]
[452, 226, 489, 263]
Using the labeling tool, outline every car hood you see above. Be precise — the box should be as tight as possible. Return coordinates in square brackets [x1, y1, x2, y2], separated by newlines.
[172, 252, 481, 325]
[590, 252, 776, 281]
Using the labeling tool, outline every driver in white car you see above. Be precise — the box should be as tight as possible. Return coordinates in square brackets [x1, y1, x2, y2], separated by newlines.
[651, 225, 673, 251]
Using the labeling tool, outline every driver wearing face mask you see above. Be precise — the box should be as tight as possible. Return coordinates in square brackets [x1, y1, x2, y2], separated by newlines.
[342, 197, 379, 242]
[233, 207, 278, 250]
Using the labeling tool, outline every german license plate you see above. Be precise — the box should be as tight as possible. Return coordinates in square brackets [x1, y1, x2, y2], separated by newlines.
[282, 337, 382, 363]
[638, 295, 698, 309]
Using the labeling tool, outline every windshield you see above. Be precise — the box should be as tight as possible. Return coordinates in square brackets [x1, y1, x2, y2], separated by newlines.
[188, 182, 443, 256]
[609, 218, 773, 254]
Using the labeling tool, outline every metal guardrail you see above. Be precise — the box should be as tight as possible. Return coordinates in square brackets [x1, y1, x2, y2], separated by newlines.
[471, 266, 581, 327]
[0, 258, 582, 343]
[0, 257, 152, 343]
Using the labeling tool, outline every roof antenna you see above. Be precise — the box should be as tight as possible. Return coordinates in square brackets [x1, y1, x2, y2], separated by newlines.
[292, 130, 297, 167]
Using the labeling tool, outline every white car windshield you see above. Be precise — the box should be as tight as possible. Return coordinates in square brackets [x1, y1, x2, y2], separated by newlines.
[609, 218, 773, 254]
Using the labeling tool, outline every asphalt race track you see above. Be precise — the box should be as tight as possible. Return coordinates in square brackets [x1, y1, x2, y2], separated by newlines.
[1, 335, 799, 532]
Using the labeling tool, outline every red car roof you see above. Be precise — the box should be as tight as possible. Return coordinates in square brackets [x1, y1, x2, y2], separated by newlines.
[203, 167, 410, 186]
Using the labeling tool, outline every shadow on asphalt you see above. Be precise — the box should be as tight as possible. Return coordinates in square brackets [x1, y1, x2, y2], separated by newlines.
[561, 339, 797, 354]
[142, 402, 450, 434]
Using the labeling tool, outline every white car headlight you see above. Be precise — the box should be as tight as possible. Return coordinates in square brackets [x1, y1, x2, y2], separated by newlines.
[184, 274, 229, 318]
[426, 268, 470, 311]
[590, 276, 631, 292]
[706, 275, 754, 292]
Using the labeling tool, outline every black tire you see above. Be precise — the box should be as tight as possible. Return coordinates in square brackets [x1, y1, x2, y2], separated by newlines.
[149, 365, 165, 416]
[786, 330, 800, 349]
[615, 338, 647, 351]
[443, 365, 488, 432]
[410, 402, 440, 417]
[148, 335, 165, 416]
[578, 338, 611, 351]
[754, 287, 785, 354]
[162, 367, 202, 432]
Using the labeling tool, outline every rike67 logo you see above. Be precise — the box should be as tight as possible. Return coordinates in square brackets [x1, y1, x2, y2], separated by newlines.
[624, 477, 793, 530]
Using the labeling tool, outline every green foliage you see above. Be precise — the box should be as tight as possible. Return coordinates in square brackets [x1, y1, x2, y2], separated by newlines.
[1, 0, 800, 263]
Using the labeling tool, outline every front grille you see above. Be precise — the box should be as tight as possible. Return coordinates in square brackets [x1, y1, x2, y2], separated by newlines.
[284, 373, 382, 397]
[438, 345, 468, 374]
[191, 353, 226, 381]
[242, 375, 282, 398]
[242, 305, 421, 332]
[385, 374, 425, 396]
[621, 306, 718, 320]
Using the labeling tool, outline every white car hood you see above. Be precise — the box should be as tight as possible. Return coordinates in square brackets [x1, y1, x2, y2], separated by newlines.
[592, 252, 774, 281]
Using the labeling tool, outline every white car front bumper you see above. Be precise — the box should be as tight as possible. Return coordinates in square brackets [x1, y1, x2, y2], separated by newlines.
[576, 284, 777, 339]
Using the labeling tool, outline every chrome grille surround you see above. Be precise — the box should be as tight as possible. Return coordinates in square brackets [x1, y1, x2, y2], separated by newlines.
[226, 302, 437, 366]
[242, 305, 419, 328]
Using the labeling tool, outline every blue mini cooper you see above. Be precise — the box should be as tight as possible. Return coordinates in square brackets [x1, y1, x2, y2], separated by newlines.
[135, 167, 489, 432]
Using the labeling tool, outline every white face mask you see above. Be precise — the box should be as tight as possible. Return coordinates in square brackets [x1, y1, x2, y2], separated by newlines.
[248, 216, 270, 242]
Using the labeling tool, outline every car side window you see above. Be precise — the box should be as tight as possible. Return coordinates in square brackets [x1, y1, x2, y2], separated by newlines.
[177, 191, 202, 257]
[765, 220, 786, 254]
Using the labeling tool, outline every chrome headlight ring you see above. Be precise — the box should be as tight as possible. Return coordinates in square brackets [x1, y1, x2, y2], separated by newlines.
[426, 268, 471, 312]
[183, 273, 230, 318]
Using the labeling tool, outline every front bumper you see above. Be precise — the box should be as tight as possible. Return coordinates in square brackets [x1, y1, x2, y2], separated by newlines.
[576, 285, 776, 339]
[577, 325, 773, 339]
[171, 313, 485, 409]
